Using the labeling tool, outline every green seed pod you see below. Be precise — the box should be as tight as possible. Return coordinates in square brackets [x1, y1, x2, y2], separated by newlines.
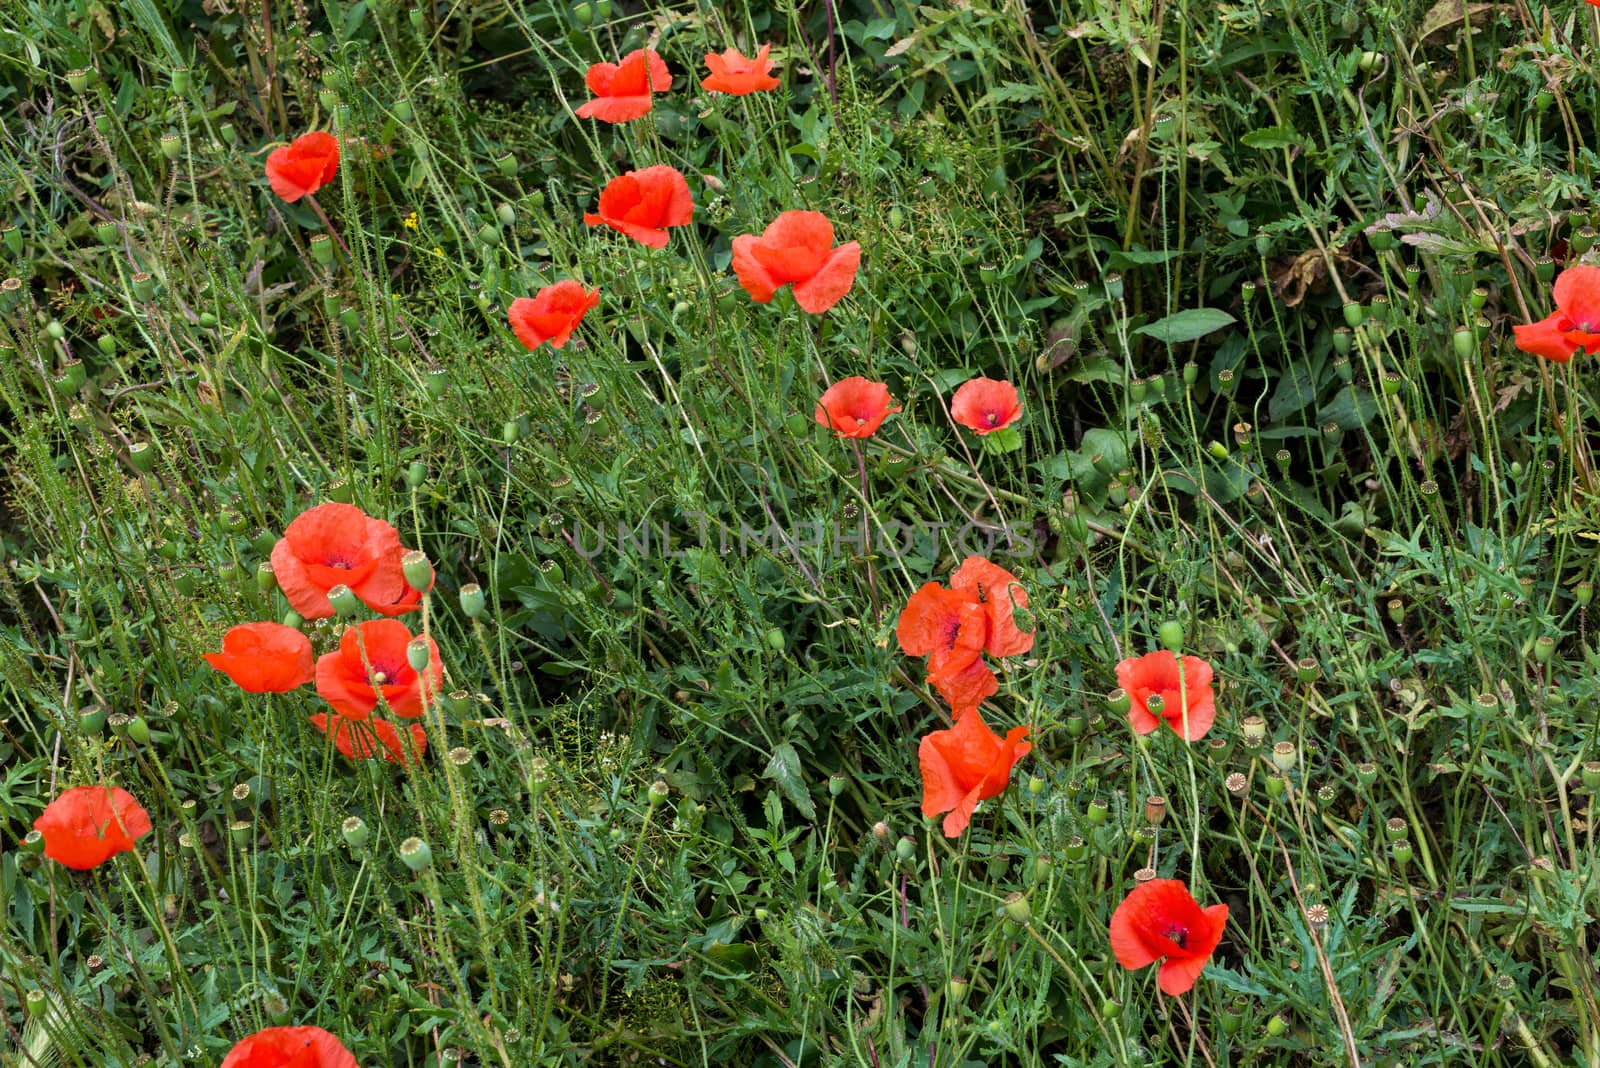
[1206, 440, 1229, 460]
[310, 234, 335, 267]
[1264, 775, 1286, 799]
[402, 550, 432, 594]
[1391, 839, 1413, 867]
[895, 836, 916, 863]
[496, 152, 517, 179]
[1106, 688, 1131, 716]
[1342, 302, 1365, 328]
[171, 67, 191, 94]
[1535, 256, 1556, 283]
[1332, 327, 1351, 356]
[1368, 229, 1396, 252]
[1240, 715, 1267, 748]
[54, 361, 87, 396]
[22, 829, 45, 854]
[764, 627, 785, 652]
[94, 220, 118, 245]
[1580, 762, 1600, 791]
[199, 311, 218, 328]
[406, 638, 431, 672]
[1295, 657, 1319, 683]
[828, 773, 847, 798]
[1270, 741, 1297, 773]
[1085, 798, 1109, 825]
[1266, 1014, 1289, 1038]
[399, 836, 432, 871]
[67, 68, 96, 93]
[1533, 635, 1556, 664]
[128, 441, 156, 474]
[1381, 372, 1402, 397]
[131, 273, 155, 302]
[97, 333, 117, 355]
[460, 583, 486, 619]
[1002, 892, 1031, 925]
[255, 561, 276, 593]
[282, 610, 304, 630]
[405, 460, 427, 489]
[1575, 580, 1594, 606]
[327, 584, 362, 618]
[946, 976, 970, 1004]
[79, 706, 107, 734]
[159, 133, 182, 162]
[647, 780, 670, 805]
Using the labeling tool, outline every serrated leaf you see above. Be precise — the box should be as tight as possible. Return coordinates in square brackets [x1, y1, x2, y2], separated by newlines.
[1240, 125, 1299, 150]
[1135, 307, 1236, 345]
[763, 742, 816, 820]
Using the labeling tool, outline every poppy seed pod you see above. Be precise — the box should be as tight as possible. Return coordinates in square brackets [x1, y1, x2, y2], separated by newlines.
[1271, 741, 1297, 773]
[405, 638, 431, 672]
[399, 836, 432, 872]
[1144, 794, 1167, 826]
[94, 220, 118, 245]
[343, 817, 368, 847]
[1063, 835, 1088, 861]
[1580, 761, 1600, 791]
[22, 829, 45, 854]
[895, 836, 916, 863]
[946, 976, 970, 1004]
[400, 550, 432, 595]
[1003, 892, 1032, 925]
[1266, 1014, 1290, 1037]
[1158, 620, 1183, 653]
[159, 133, 182, 161]
[79, 707, 108, 734]
[1356, 762, 1378, 786]
[1085, 798, 1109, 825]
[647, 780, 670, 805]
[67, 68, 96, 92]
[459, 583, 486, 619]
[1240, 715, 1267, 748]
[1342, 302, 1365, 328]
[1106, 688, 1131, 716]
[1144, 693, 1166, 717]
[128, 441, 156, 474]
[327, 584, 362, 619]
[310, 234, 335, 267]
[1264, 775, 1286, 799]
[1391, 839, 1413, 867]
[1385, 816, 1408, 841]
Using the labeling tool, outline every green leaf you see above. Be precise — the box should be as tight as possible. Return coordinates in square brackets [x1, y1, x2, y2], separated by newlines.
[1135, 308, 1236, 345]
[982, 427, 1024, 453]
[763, 742, 816, 820]
[1241, 125, 1300, 150]
[1268, 361, 1319, 420]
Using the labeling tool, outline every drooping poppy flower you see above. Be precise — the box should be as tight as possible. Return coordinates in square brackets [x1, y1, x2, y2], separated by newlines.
[927, 657, 999, 716]
[896, 582, 989, 681]
[366, 556, 433, 618]
[265, 131, 340, 203]
[509, 282, 600, 351]
[33, 785, 152, 870]
[815, 377, 901, 438]
[314, 619, 442, 720]
[1513, 265, 1600, 363]
[919, 709, 1031, 837]
[219, 1025, 359, 1068]
[204, 622, 315, 693]
[575, 49, 673, 123]
[1109, 878, 1228, 996]
[1116, 649, 1216, 742]
[310, 713, 427, 766]
[950, 556, 1033, 658]
[731, 211, 861, 314]
[270, 503, 409, 621]
[701, 44, 780, 95]
[583, 166, 694, 249]
[950, 377, 1023, 435]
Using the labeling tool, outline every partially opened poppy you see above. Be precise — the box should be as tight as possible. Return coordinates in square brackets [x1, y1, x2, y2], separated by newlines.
[33, 785, 152, 870]
[509, 282, 601, 351]
[896, 582, 989, 680]
[950, 377, 1023, 435]
[731, 210, 861, 314]
[205, 622, 315, 693]
[314, 619, 442, 720]
[950, 556, 1033, 658]
[1109, 878, 1228, 995]
[815, 377, 901, 438]
[310, 713, 426, 766]
[366, 555, 433, 618]
[219, 1025, 359, 1068]
[575, 49, 673, 123]
[919, 709, 1031, 837]
[583, 165, 694, 249]
[270, 503, 409, 620]
[265, 131, 340, 203]
[701, 44, 780, 95]
[1514, 265, 1600, 363]
[1116, 649, 1216, 742]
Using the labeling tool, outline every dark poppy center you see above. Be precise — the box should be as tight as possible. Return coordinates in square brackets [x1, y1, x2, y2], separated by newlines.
[1164, 924, 1189, 949]
[985, 411, 1000, 427]
[370, 660, 403, 684]
[323, 555, 354, 569]
[940, 616, 963, 651]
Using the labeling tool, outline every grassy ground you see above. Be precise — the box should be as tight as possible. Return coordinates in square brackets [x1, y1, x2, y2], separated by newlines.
[5, 0, 1600, 1065]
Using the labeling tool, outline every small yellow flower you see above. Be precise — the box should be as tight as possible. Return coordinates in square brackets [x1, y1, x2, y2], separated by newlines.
[402, 211, 419, 230]
[431, 246, 444, 258]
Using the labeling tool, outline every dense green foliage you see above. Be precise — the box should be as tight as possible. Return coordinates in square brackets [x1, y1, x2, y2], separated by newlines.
[5, 0, 1600, 1065]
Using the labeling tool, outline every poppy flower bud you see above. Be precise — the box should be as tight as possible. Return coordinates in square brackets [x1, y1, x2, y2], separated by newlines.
[405, 638, 431, 673]
[1391, 839, 1413, 867]
[1002, 892, 1031, 926]
[460, 583, 486, 619]
[327, 584, 362, 618]
[399, 836, 432, 871]
[1270, 741, 1296, 773]
[1085, 798, 1109, 825]
[1106, 688, 1130, 716]
[1158, 620, 1184, 653]
[895, 836, 916, 863]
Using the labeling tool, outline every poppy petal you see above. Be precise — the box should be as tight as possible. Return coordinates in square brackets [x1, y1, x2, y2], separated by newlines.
[731, 234, 780, 302]
[204, 622, 315, 693]
[790, 241, 861, 314]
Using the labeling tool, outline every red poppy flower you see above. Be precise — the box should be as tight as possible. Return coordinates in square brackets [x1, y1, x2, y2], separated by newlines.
[896, 582, 989, 680]
[219, 1025, 359, 1068]
[314, 619, 442, 720]
[575, 49, 673, 123]
[1514, 265, 1600, 363]
[366, 556, 433, 618]
[1109, 878, 1228, 995]
[265, 131, 340, 203]
[949, 556, 1033, 658]
[731, 211, 861, 314]
[950, 377, 1023, 435]
[270, 503, 409, 621]
[509, 282, 600, 351]
[583, 166, 694, 249]
[33, 785, 152, 870]
[919, 709, 1031, 837]
[815, 377, 900, 438]
[701, 44, 780, 95]
[204, 622, 315, 693]
[310, 713, 426, 766]
[927, 657, 999, 716]
[1115, 650, 1216, 741]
